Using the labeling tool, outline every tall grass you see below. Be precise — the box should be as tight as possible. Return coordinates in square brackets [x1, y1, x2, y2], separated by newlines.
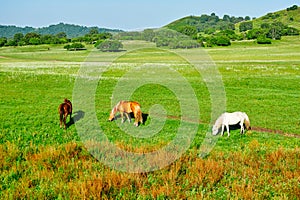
[0, 141, 299, 199]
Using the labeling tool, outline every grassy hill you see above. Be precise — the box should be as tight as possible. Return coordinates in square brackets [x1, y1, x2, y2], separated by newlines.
[165, 14, 239, 33]
[252, 6, 300, 30]
[165, 5, 299, 33]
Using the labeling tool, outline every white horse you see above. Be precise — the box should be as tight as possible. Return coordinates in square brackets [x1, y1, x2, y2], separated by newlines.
[212, 111, 251, 137]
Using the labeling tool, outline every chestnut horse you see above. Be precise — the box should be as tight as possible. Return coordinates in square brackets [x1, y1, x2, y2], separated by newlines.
[58, 98, 72, 129]
[109, 100, 143, 127]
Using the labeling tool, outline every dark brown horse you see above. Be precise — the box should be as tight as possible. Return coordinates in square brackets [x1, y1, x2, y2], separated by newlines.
[58, 98, 72, 129]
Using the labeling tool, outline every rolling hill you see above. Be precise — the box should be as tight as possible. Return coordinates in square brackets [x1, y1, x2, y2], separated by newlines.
[251, 5, 300, 30]
[0, 23, 123, 39]
[165, 5, 299, 33]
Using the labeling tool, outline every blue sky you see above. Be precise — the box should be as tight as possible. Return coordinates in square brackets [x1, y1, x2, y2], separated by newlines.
[1, 0, 299, 30]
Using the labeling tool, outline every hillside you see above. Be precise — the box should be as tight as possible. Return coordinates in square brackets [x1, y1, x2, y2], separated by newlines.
[0, 23, 123, 38]
[165, 5, 299, 33]
[165, 14, 242, 33]
[252, 6, 300, 30]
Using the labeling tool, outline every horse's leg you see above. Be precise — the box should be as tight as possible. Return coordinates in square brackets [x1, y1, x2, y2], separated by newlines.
[226, 124, 230, 137]
[133, 111, 138, 126]
[240, 122, 244, 134]
[125, 112, 131, 123]
[63, 114, 67, 129]
[221, 124, 224, 136]
[121, 112, 125, 123]
[59, 113, 63, 128]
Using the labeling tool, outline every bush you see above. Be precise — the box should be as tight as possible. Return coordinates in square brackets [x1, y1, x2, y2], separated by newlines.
[215, 36, 231, 46]
[64, 43, 86, 51]
[287, 5, 298, 11]
[256, 35, 272, 44]
[97, 40, 123, 52]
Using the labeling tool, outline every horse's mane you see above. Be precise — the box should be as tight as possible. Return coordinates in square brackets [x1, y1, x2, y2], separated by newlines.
[214, 114, 224, 127]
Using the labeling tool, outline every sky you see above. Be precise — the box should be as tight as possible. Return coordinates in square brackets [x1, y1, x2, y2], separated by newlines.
[1, 0, 299, 31]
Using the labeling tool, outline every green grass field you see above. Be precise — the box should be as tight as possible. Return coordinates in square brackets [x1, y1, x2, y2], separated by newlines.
[0, 37, 299, 199]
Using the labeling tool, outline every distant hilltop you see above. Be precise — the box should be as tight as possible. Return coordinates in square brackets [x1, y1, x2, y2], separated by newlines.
[0, 22, 123, 38]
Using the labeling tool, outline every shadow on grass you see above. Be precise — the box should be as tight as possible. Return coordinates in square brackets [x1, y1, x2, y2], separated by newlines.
[66, 110, 85, 128]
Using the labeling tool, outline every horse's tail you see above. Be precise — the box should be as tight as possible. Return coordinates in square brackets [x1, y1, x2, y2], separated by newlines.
[131, 102, 143, 125]
[58, 104, 64, 121]
[136, 108, 143, 124]
[243, 113, 251, 130]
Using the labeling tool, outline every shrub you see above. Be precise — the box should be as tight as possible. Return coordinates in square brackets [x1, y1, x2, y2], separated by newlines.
[256, 35, 272, 44]
[287, 5, 298, 11]
[97, 40, 123, 52]
[215, 35, 231, 46]
[64, 43, 86, 51]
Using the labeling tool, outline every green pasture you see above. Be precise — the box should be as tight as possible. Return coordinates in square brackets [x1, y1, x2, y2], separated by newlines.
[0, 37, 300, 198]
[0, 37, 299, 150]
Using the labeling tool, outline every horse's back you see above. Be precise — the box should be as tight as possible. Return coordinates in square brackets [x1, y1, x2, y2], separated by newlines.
[130, 101, 141, 111]
[118, 100, 140, 113]
[58, 102, 71, 115]
[223, 112, 244, 124]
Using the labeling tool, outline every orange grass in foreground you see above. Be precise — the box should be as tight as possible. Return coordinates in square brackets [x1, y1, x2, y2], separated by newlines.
[0, 140, 299, 199]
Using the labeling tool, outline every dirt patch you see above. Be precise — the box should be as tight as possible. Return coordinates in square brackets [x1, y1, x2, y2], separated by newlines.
[251, 126, 300, 138]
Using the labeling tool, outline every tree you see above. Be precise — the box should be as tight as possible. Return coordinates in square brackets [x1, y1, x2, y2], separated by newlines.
[29, 38, 41, 45]
[142, 29, 155, 42]
[64, 42, 86, 51]
[287, 5, 298, 11]
[0, 37, 7, 47]
[179, 25, 197, 36]
[97, 40, 123, 52]
[13, 33, 24, 43]
[283, 27, 299, 36]
[223, 15, 231, 22]
[246, 28, 266, 39]
[215, 35, 231, 46]
[261, 23, 270, 29]
[256, 35, 272, 44]
[24, 32, 41, 45]
[56, 32, 67, 39]
[239, 21, 253, 32]
[89, 28, 99, 35]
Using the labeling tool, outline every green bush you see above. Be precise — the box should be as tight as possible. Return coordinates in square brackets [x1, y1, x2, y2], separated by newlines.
[97, 40, 123, 52]
[64, 42, 86, 51]
[256, 35, 272, 44]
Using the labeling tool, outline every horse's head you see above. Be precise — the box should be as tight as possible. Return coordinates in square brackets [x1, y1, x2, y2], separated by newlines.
[108, 107, 117, 121]
[108, 113, 115, 121]
[212, 124, 219, 135]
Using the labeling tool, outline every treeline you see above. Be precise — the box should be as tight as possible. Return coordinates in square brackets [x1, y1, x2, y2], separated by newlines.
[114, 28, 201, 49]
[202, 20, 299, 46]
[0, 23, 123, 39]
[0, 28, 113, 48]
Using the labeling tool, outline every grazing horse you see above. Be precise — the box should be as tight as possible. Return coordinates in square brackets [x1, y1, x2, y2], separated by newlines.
[58, 98, 72, 129]
[109, 100, 143, 127]
[212, 111, 251, 137]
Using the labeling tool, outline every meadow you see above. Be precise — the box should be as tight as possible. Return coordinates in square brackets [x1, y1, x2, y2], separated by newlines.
[0, 37, 299, 199]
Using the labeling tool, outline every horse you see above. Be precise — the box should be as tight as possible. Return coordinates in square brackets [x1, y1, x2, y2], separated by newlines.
[108, 100, 143, 127]
[212, 111, 251, 137]
[58, 98, 72, 129]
